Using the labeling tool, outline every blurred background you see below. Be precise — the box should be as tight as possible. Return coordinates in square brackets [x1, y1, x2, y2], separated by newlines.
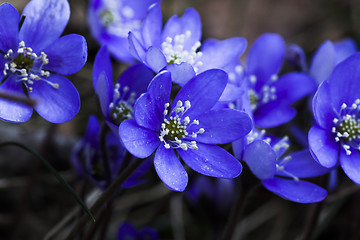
[0, 0, 359, 239]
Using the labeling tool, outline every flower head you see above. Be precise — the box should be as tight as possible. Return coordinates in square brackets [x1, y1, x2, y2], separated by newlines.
[0, 1, 87, 123]
[88, 0, 159, 63]
[119, 69, 252, 191]
[309, 52, 360, 185]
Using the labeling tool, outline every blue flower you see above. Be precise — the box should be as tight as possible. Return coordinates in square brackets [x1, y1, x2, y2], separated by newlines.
[93, 46, 154, 135]
[119, 69, 252, 191]
[72, 116, 151, 190]
[88, 0, 159, 63]
[117, 222, 158, 240]
[309, 52, 360, 185]
[128, 5, 247, 85]
[244, 33, 317, 128]
[243, 133, 329, 203]
[0, 1, 87, 123]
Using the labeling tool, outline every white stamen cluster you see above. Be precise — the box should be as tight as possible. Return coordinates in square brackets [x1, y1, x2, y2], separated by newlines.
[228, 65, 244, 82]
[161, 31, 203, 72]
[98, 1, 141, 37]
[332, 100, 360, 155]
[2, 41, 54, 93]
[246, 129, 270, 144]
[247, 74, 278, 110]
[109, 83, 136, 124]
[159, 100, 204, 150]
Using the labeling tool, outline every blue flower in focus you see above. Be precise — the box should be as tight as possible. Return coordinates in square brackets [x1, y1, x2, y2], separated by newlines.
[309, 38, 357, 85]
[309, 53, 360, 185]
[119, 69, 252, 191]
[245, 33, 317, 128]
[72, 116, 150, 190]
[88, 0, 159, 63]
[117, 222, 158, 240]
[93, 46, 154, 135]
[0, 1, 87, 123]
[243, 132, 329, 203]
[128, 5, 247, 85]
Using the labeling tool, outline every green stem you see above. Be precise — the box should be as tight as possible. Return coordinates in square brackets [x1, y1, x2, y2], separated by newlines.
[0, 141, 95, 222]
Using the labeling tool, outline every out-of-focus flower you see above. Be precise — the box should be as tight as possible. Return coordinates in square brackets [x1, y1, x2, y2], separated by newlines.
[309, 52, 360, 185]
[128, 6, 247, 85]
[243, 133, 329, 203]
[88, 0, 159, 63]
[93, 46, 154, 136]
[244, 33, 316, 128]
[72, 116, 150, 190]
[117, 222, 158, 240]
[119, 69, 252, 191]
[0, 0, 87, 123]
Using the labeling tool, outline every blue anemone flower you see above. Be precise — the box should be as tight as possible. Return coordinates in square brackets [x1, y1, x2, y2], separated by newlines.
[128, 5, 247, 85]
[309, 52, 360, 185]
[119, 69, 252, 191]
[93, 46, 154, 136]
[243, 133, 329, 203]
[88, 0, 159, 63]
[245, 33, 317, 128]
[0, 1, 87, 123]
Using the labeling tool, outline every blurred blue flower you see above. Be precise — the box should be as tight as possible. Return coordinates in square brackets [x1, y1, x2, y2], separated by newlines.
[243, 133, 329, 203]
[245, 33, 317, 128]
[128, 6, 247, 85]
[72, 116, 151, 190]
[88, 0, 159, 63]
[117, 222, 158, 240]
[0, 0, 87, 123]
[309, 52, 360, 185]
[119, 69, 252, 191]
[93, 46, 154, 136]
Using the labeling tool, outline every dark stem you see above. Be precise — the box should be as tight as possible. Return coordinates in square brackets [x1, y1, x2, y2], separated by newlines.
[0, 141, 95, 222]
[221, 182, 261, 240]
[18, 15, 26, 31]
[65, 156, 145, 240]
[0, 90, 37, 106]
[99, 123, 112, 186]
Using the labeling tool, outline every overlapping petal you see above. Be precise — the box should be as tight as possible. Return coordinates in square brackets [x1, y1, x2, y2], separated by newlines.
[340, 149, 360, 185]
[0, 3, 19, 52]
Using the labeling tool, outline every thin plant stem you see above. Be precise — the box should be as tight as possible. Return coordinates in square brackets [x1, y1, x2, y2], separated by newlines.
[65, 156, 145, 240]
[221, 182, 261, 240]
[0, 141, 95, 222]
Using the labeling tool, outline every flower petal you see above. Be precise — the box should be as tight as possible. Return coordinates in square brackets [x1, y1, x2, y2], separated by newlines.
[166, 62, 196, 86]
[154, 144, 188, 191]
[162, 8, 201, 50]
[128, 32, 146, 62]
[272, 72, 316, 104]
[333, 38, 357, 64]
[141, 3, 162, 48]
[247, 33, 285, 90]
[276, 150, 332, 178]
[312, 80, 337, 130]
[0, 3, 19, 52]
[119, 119, 159, 158]
[96, 72, 112, 118]
[191, 109, 252, 144]
[0, 76, 33, 122]
[93, 45, 113, 92]
[262, 178, 327, 203]
[328, 52, 360, 110]
[19, 0, 70, 52]
[243, 140, 276, 180]
[30, 74, 79, 123]
[146, 47, 167, 73]
[174, 69, 227, 120]
[308, 126, 340, 168]
[254, 102, 296, 128]
[309, 40, 336, 84]
[43, 34, 87, 75]
[134, 71, 171, 131]
[198, 37, 247, 73]
[340, 149, 360, 185]
[178, 143, 242, 178]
